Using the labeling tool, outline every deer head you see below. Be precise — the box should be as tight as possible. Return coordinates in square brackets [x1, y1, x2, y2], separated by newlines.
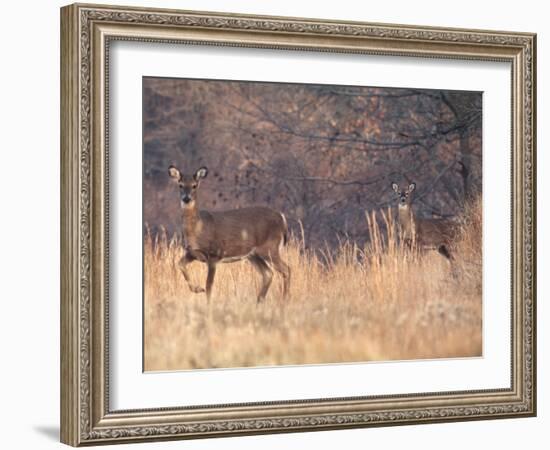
[168, 165, 208, 209]
[391, 181, 416, 210]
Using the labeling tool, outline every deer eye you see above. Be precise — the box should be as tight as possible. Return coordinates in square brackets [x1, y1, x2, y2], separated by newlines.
[192, 184, 197, 189]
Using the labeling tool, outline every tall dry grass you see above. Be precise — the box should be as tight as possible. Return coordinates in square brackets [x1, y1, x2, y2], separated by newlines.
[144, 199, 482, 371]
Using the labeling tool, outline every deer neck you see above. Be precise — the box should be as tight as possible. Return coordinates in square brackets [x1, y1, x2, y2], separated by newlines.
[398, 204, 415, 234]
[182, 205, 201, 249]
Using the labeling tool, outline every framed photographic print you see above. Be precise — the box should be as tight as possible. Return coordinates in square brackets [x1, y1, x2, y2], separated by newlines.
[60, 3, 537, 446]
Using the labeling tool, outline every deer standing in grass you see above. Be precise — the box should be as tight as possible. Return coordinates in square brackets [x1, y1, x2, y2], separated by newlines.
[391, 181, 460, 261]
[169, 165, 290, 303]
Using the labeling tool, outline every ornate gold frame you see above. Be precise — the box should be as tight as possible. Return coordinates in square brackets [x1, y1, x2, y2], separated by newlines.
[60, 3, 536, 446]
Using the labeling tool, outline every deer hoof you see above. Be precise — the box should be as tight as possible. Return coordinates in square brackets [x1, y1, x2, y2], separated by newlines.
[190, 286, 205, 294]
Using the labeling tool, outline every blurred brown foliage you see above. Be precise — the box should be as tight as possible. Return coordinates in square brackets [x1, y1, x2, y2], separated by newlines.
[143, 77, 481, 248]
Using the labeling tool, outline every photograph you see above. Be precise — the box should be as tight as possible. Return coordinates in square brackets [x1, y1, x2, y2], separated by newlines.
[142, 77, 483, 371]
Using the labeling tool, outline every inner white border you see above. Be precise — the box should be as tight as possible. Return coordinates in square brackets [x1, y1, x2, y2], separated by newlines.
[110, 41, 511, 410]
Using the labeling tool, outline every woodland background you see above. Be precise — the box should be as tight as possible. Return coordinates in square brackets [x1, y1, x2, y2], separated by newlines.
[143, 77, 482, 247]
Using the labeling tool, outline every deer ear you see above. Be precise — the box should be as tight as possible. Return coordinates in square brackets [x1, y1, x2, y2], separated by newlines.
[168, 165, 181, 181]
[391, 182, 399, 193]
[408, 182, 416, 192]
[194, 166, 208, 181]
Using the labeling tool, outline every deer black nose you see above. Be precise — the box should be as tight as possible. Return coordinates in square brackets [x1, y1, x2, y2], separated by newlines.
[182, 196, 191, 204]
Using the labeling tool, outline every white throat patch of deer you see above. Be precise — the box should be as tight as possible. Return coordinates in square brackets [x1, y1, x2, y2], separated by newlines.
[169, 165, 290, 302]
[391, 181, 459, 262]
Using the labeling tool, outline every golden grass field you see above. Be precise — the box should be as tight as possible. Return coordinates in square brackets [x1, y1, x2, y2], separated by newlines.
[144, 200, 482, 371]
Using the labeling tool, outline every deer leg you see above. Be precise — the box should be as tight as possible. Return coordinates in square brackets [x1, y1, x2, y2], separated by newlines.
[248, 254, 273, 303]
[438, 245, 459, 279]
[270, 254, 291, 301]
[205, 262, 217, 302]
[178, 252, 205, 294]
[437, 244, 453, 261]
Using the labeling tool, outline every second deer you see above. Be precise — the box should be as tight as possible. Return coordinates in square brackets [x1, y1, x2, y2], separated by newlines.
[391, 181, 460, 261]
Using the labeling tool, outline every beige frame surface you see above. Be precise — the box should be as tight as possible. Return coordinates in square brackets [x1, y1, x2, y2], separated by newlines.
[60, 3, 536, 446]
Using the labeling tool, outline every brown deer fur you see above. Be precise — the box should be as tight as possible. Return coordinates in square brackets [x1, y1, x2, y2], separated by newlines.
[391, 182, 459, 261]
[169, 165, 290, 302]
